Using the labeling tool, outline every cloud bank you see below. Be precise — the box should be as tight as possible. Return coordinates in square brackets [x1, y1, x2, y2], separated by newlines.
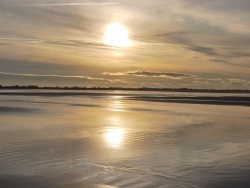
[103, 71, 195, 79]
[0, 72, 127, 83]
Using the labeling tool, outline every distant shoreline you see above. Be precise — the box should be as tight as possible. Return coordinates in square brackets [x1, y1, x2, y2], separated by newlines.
[0, 86, 250, 93]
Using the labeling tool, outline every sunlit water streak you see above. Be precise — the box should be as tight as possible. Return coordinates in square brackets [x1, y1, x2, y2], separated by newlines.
[0, 90, 250, 187]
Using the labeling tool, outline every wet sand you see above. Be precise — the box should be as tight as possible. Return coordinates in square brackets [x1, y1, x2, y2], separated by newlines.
[0, 90, 250, 187]
[0, 91, 249, 106]
[0, 174, 117, 188]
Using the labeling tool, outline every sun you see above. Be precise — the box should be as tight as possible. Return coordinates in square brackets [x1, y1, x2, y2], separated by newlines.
[104, 23, 131, 47]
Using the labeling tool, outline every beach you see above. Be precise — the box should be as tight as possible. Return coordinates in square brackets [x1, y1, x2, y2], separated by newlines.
[0, 90, 250, 188]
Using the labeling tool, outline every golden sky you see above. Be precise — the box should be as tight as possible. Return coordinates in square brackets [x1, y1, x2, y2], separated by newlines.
[0, 0, 250, 89]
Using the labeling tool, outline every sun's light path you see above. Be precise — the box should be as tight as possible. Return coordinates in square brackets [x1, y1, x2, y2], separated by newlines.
[104, 23, 131, 47]
[105, 128, 124, 149]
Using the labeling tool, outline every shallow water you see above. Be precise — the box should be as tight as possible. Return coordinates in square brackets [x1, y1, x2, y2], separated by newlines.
[0, 90, 250, 187]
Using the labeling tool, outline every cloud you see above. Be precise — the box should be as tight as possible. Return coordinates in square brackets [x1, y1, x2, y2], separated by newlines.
[0, 37, 122, 50]
[0, 72, 127, 83]
[0, 0, 250, 89]
[154, 30, 250, 68]
[22, 3, 118, 7]
[103, 71, 195, 79]
[186, 45, 218, 56]
[221, 78, 250, 88]
[212, 59, 250, 68]
[174, 0, 250, 33]
[192, 81, 209, 85]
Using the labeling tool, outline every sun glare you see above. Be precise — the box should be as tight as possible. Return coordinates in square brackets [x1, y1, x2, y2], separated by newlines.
[105, 128, 124, 148]
[104, 23, 131, 47]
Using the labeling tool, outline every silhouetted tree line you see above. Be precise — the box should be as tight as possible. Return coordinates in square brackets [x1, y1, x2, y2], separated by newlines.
[0, 85, 250, 93]
[0, 85, 38, 89]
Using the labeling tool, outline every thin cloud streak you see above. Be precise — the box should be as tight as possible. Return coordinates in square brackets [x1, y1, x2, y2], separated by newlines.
[22, 3, 118, 7]
[0, 72, 126, 83]
[103, 71, 195, 79]
[0, 38, 114, 49]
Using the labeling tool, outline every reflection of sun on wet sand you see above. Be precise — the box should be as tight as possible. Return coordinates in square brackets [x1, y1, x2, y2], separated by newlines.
[105, 128, 124, 149]
[110, 97, 124, 112]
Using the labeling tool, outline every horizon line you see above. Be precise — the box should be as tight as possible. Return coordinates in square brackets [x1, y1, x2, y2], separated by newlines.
[0, 85, 249, 92]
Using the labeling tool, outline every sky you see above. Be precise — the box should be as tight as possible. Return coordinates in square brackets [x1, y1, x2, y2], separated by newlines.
[0, 0, 250, 89]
